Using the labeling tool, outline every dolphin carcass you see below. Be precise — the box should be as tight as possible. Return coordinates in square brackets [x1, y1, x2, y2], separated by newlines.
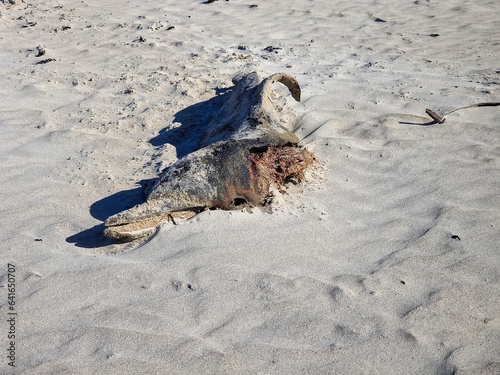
[104, 72, 315, 241]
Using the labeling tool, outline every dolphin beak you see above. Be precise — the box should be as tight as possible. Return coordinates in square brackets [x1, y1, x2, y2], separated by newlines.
[104, 203, 197, 241]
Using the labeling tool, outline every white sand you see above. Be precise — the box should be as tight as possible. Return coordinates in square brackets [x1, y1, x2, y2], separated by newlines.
[1, 0, 500, 373]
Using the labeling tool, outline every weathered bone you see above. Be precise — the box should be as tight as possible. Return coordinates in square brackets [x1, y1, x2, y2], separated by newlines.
[104, 72, 314, 241]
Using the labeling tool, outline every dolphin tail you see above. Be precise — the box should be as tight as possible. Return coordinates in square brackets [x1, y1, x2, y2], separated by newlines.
[265, 73, 301, 102]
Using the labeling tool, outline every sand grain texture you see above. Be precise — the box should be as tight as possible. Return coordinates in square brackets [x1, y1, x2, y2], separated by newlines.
[1, 0, 499, 374]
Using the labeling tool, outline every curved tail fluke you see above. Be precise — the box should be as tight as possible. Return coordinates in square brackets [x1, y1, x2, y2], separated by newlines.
[266, 73, 301, 102]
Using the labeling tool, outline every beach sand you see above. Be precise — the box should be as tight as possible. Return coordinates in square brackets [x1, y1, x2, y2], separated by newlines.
[1, 0, 499, 373]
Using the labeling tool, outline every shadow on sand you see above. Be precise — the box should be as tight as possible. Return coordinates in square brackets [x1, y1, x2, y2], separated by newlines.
[66, 180, 153, 248]
[150, 87, 232, 158]
[399, 120, 437, 126]
[67, 86, 233, 248]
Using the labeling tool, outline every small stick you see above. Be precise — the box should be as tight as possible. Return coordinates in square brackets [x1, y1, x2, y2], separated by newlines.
[426, 102, 500, 123]
[425, 109, 445, 124]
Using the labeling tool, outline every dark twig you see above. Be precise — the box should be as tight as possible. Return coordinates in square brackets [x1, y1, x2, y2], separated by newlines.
[426, 102, 500, 123]
[425, 109, 445, 124]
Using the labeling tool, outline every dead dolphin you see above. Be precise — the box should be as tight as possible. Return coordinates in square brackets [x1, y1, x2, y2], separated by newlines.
[104, 72, 314, 241]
